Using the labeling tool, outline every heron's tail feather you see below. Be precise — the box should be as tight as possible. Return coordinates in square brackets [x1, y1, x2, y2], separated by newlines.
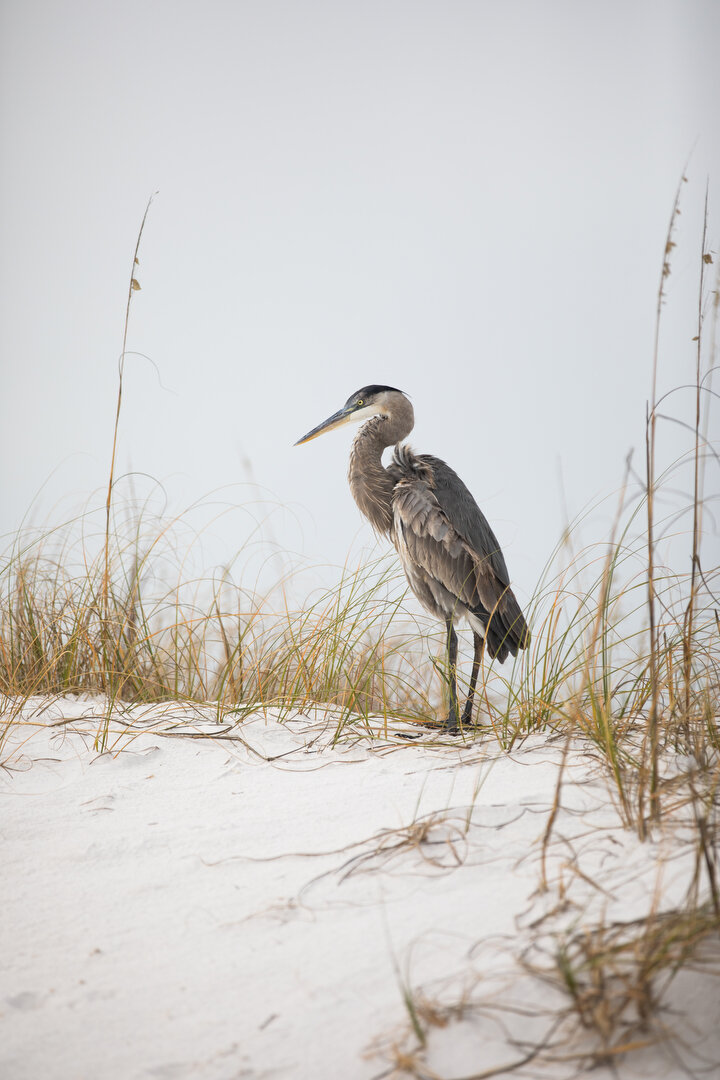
[472, 586, 530, 663]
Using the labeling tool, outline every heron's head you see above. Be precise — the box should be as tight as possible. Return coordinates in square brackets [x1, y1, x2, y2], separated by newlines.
[294, 385, 411, 445]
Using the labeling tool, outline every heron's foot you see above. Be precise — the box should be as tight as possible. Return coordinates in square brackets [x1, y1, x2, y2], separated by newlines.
[441, 709, 462, 736]
[401, 711, 464, 736]
[399, 717, 463, 737]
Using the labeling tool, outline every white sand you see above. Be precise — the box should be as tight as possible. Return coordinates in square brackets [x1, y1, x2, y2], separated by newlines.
[2, 699, 718, 1079]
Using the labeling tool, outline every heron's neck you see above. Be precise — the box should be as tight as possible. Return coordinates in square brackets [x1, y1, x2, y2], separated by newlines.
[348, 406, 414, 535]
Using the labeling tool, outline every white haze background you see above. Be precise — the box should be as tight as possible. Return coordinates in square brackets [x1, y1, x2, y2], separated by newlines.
[1, 0, 719, 598]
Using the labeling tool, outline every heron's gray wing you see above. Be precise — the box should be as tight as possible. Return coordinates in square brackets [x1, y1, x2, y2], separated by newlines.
[419, 456, 511, 586]
[391, 475, 509, 617]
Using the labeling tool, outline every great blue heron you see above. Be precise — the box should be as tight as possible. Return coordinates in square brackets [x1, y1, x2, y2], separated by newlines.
[295, 385, 529, 730]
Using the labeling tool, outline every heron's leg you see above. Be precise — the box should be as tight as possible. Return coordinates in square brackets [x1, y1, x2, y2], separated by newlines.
[461, 632, 485, 725]
[443, 618, 460, 731]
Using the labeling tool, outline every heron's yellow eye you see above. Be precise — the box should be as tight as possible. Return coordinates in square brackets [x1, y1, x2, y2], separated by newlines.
[357, 399, 364, 407]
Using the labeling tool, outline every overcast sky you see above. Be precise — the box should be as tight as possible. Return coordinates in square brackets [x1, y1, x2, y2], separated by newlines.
[1, 0, 718, 599]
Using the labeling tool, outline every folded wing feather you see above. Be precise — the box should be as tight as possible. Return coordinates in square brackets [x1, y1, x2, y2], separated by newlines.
[390, 463, 529, 658]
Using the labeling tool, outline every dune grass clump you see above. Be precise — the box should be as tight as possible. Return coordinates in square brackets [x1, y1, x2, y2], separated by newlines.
[0, 496, 439, 751]
[480, 487, 719, 826]
[477, 178, 720, 837]
[520, 785, 720, 1070]
[549, 905, 720, 1055]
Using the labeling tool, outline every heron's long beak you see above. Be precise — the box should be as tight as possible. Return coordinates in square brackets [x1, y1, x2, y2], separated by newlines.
[294, 407, 354, 446]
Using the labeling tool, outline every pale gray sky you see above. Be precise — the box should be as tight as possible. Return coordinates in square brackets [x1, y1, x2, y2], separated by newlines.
[1, 0, 718, 597]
